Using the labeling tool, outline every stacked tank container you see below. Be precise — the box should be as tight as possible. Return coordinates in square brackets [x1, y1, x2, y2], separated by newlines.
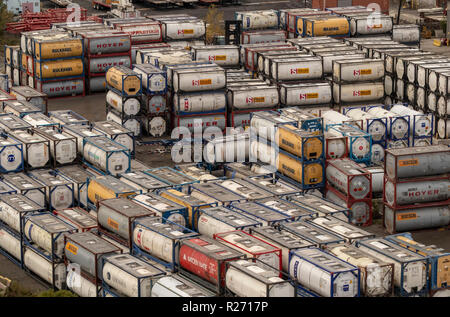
[80, 31, 133, 94]
[30, 34, 86, 98]
[382, 145, 450, 234]
[9, 86, 48, 114]
[234, 10, 286, 45]
[105, 66, 143, 137]
[4, 45, 21, 88]
[325, 158, 373, 226]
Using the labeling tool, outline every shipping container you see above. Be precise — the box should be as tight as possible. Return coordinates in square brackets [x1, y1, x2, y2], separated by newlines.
[33, 126, 77, 166]
[87, 175, 138, 207]
[92, 121, 135, 156]
[53, 207, 97, 233]
[119, 171, 170, 193]
[229, 201, 292, 226]
[2, 173, 46, 207]
[151, 274, 216, 297]
[307, 216, 375, 243]
[0, 194, 43, 233]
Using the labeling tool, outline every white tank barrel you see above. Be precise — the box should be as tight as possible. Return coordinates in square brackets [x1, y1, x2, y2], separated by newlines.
[151, 275, 215, 297]
[345, 108, 386, 142]
[325, 133, 347, 159]
[325, 189, 371, 226]
[350, 16, 393, 36]
[227, 86, 279, 110]
[235, 10, 279, 30]
[144, 116, 166, 137]
[174, 92, 226, 113]
[0, 194, 42, 232]
[83, 33, 132, 55]
[33, 127, 77, 165]
[2, 173, 46, 208]
[88, 56, 131, 74]
[146, 95, 166, 114]
[175, 114, 227, 134]
[133, 64, 167, 95]
[67, 273, 98, 297]
[204, 134, 249, 164]
[333, 59, 385, 83]
[191, 45, 240, 67]
[371, 144, 385, 164]
[333, 82, 384, 103]
[0, 134, 23, 172]
[279, 82, 332, 106]
[163, 20, 206, 40]
[24, 247, 66, 290]
[437, 96, 450, 118]
[106, 112, 141, 137]
[270, 57, 323, 81]
[322, 110, 359, 129]
[389, 105, 432, 137]
[106, 91, 141, 116]
[437, 118, 450, 139]
[225, 259, 295, 297]
[326, 159, 371, 200]
[392, 25, 420, 43]
[384, 179, 450, 206]
[366, 107, 409, 140]
[173, 67, 226, 93]
[289, 247, 359, 297]
[35, 78, 84, 98]
[0, 228, 22, 260]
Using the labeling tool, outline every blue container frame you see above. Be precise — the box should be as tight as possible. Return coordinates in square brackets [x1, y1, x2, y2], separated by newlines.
[0, 132, 24, 173]
[131, 217, 199, 272]
[385, 232, 448, 291]
[356, 238, 430, 297]
[366, 105, 411, 145]
[133, 65, 168, 95]
[289, 248, 361, 297]
[82, 136, 132, 176]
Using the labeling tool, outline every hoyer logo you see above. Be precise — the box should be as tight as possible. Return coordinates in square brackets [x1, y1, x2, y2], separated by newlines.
[407, 189, 441, 197]
[96, 61, 125, 69]
[96, 42, 124, 49]
[49, 85, 79, 93]
[187, 121, 218, 128]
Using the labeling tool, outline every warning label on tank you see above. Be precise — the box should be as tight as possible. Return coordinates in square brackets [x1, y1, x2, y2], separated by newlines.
[199, 79, 212, 85]
[397, 213, 417, 221]
[354, 69, 372, 76]
[182, 29, 194, 34]
[399, 159, 419, 166]
[213, 55, 227, 61]
[66, 242, 78, 255]
[353, 90, 372, 96]
[108, 217, 119, 230]
[369, 24, 383, 29]
[300, 93, 318, 99]
[291, 68, 309, 74]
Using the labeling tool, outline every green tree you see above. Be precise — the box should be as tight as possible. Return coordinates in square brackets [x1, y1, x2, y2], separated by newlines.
[0, 0, 14, 33]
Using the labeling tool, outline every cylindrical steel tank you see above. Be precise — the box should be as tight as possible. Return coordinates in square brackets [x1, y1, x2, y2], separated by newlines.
[35, 78, 85, 98]
[35, 59, 84, 79]
[278, 152, 323, 185]
[350, 16, 393, 36]
[106, 111, 141, 137]
[204, 134, 249, 164]
[366, 107, 409, 140]
[384, 205, 450, 233]
[437, 96, 450, 118]
[10, 131, 50, 168]
[88, 77, 106, 93]
[325, 189, 371, 225]
[174, 92, 226, 113]
[0, 229, 21, 260]
[24, 247, 66, 290]
[333, 59, 385, 83]
[345, 108, 386, 142]
[84, 33, 132, 55]
[384, 179, 450, 206]
[236, 10, 279, 30]
[163, 21, 206, 40]
[34, 39, 83, 60]
[333, 82, 384, 103]
[89, 56, 131, 74]
[279, 82, 332, 106]
[146, 95, 166, 114]
[173, 67, 226, 93]
[389, 105, 432, 137]
[277, 125, 323, 160]
[106, 66, 142, 96]
[106, 90, 140, 116]
[151, 275, 214, 297]
[437, 118, 450, 139]
[143, 116, 166, 137]
[371, 144, 385, 164]
[326, 159, 371, 200]
[0, 135, 23, 172]
[175, 114, 226, 134]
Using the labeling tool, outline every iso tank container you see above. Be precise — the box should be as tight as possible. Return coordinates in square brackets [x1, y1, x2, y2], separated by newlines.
[132, 216, 198, 271]
[344, 108, 387, 142]
[438, 72, 450, 96]
[83, 136, 131, 176]
[384, 204, 450, 233]
[0, 114, 32, 132]
[162, 20, 206, 41]
[63, 124, 105, 154]
[389, 105, 432, 138]
[326, 158, 372, 200]
[8, 87, 47, 113]
[175, 164, 218, 182]
[35, 77, 85, 98]
[241, 30, 286, 45]
[248, 176, 299, 197]
[305, 17, 350, 37]
[250, 111, 297, 142]
[189, 182, 246, 206]
[106, 66, 142, 97]
[0, 133, 23, 173]
[277, 151, 324, 186]
[279, 82, 332, 106]
[416, 63, 450, 89]
[225, 259, 295, 297]
[87, 175, 138, 206]
[349, 15, 393, 36]
[0, 227, 22, 263]
[277, 125, 324, 160]
[325, 132, 348, 160]
[235, 10, 279, 30]
[179, 236, 245, 294]
[105, 90, 140, 116]
[322, 110, 361, 129]
[172, 67, 226, 93]
[114, 21, 162, 44]
[34, 59, 84, 80]
[102, 253, 165, 297]
[356, 238, 428, 296]
[227, 86, 279, 110]
[97, 198, 154, 247]
[196, 206, 261, 238]
[392, 25, 420, 44]
[308, 216, 375, 243]
[333, 81, 384, 104]
[119, 171, 170, 193]
[213, 230, 282, 272]
[215, 178, 274, 201]
[385, 232, 450, 291]
[326, 124, 372, 163]
[151, 274, 215, 297]
[130, 43, 171, 64]
[437, 118, 450, 139]
[0, 180, 16, 195]
[191, 45, 240, 67]
[316, 52, 367, 74]
[287, 194, 350, 220]
[92, 121, 135, 156]
[82, 32, 131, 56]
[88, 55, 131, 74]
[385, 145, 450, 180]
[2, 173, 46, 207]
[53, 207, 97, 233]
[143, 116, 166, 138]
[105, 112, 141, 138]
[289, 247, 360, 297]
[22, 113, 58, 129]
[28, 169, 74, 210]
[384, 176, 450, 207]
[0, 194, 43, 233]
[254, 196, 317, 221]
[23, 212, 76, 258]
[145, 167, 197, 187]
[258, 51, 311, 74]
[48, 110, 89, 126]
[250, 226, 314, 272]
[33, 126, 77, 166]
[366, 107, 410, 141]
[33, 38, 83, 60]
[174, 91, 226, 113]
[145, 94, 166, 114]
[328, 244, 394, 297]
[333, 59, 385, 83]
[230, 201, 292, 226]
[203, 133, 249, 164]
[64, 231, 121, 279]
[279, 107, 324, 132]
[270, 57, 323, 82]
[222, 163, 272, 180]
[2, 100, 41, 118]
[133, 64, 167, 95]
[24, 247, 66, 290]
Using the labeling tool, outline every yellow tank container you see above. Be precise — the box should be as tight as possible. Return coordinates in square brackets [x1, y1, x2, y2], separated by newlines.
[35, 59, 84, 79]
[277, 152, 323, 185]
[34, 39, 84, 60]
[106, 66, 142, 96]
[160, 189, 212, 228]
[306, 17, 350, 37]
[87, 177, 137, 206]
[278, 124, 323, 160]
[390, 235, 450, 289]
[21, 53, 29, 72]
